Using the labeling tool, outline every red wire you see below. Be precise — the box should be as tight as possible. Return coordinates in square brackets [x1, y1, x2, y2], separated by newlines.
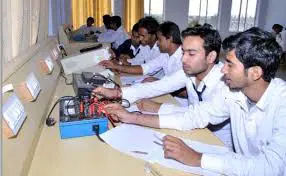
[91, 98, 116, 127]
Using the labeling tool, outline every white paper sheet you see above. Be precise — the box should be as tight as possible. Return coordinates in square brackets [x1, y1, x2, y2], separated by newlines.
[120, 75, 147, 85]
[61, 48, 110, 75]
[100, 124, 230, 176]
[126, 104, 158, 115]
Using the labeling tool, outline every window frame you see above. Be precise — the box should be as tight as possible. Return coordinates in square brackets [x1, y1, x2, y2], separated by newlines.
[144, 0, 165, 22]
[229, 0, 259, 32]
[187, 0, 220, 29]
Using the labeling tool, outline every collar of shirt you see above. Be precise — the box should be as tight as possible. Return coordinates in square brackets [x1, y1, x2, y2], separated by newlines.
[189, 62, 224, 92]
[227, 78, 284, 112]
[130, 44, 140, 55]
[116, 26, 123, 32]
[170, 46, 182, 59]
[150, 42, 159, 52]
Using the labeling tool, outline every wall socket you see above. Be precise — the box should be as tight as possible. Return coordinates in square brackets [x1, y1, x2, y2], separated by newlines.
[17, 72, 41, 101]
[39, 56, 54, 75]
[2, 94, 27, 138]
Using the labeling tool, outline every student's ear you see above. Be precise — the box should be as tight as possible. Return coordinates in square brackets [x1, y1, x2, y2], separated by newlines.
[206, 51, 217, 64]
[248, 66, 263, 81]
[152, 34, 157, 41]
[168, 36, 173, 42]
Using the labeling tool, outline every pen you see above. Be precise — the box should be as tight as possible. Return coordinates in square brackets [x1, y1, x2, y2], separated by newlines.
[131, 150, 148, 155]
[153, 140, 163, 146]
[154, 133, 163, 142]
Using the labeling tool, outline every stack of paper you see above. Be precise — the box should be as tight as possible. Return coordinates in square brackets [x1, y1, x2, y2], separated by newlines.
[100, 124, 230, 176]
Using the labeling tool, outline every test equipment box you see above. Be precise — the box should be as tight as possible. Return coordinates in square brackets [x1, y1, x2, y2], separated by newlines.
[72, 72, 107, 97]
[59, 96, 108, 139]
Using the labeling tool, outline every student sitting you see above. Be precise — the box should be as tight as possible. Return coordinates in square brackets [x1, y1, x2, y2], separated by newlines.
[97, 27, 286, 175]
[92, 26, 233, 149]
[97, 16, 129, 49]
[272, 24, 284, 49]
[72, 17, 100, 41]
[111, 22, 141, 62]
[97, 14, 112, 33]
[100, 21, 183, 81]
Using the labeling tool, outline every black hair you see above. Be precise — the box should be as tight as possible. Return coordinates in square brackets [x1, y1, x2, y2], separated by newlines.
[111, 16, 121, 28]
[158, 21, 182, 45]
[138, 16, 159, 35]
[272, 24, 283, 33]
[132, 22, 139, 32]
[102, 14, 111, 26]
[194, 24, 202, 28]
[222, 27, 283, 82]
[87, 17, 94, 23]
[181, 26, 221, 63]
[203, 23, 213, 29]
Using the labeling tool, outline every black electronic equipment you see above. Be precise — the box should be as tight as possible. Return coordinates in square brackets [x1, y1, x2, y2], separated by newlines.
[80, 44, 103, 53]
[72, 72, 107, 96]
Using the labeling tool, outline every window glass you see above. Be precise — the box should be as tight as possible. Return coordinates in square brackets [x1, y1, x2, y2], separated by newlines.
[144, 0, 164, 23]
[188, 0, 219, 29]
[229, 0, 257, 32]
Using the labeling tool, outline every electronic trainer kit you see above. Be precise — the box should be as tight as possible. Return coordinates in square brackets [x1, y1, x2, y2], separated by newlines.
[46, 73, 129, 139]
[72, 72, 115, 96]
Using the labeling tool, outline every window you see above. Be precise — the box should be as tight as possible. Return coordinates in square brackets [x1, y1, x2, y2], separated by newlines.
[111, 0, 115, 15]
[188, 0, 220, 29]
[229, 0, 258, 32]
[144, 0, 164, 23]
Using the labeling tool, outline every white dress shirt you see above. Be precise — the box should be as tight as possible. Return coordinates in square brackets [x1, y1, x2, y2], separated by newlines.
[98, 25, 107, 33]
[79, 25, 100, 34]
[97, 26, 129, 49]
[141, 46, 183, 78]
[159, 78, 286, 175]
[122, 62, 233, 148]
[122, 62, 224, 105]
[128, 43, 161, 65]
[127, 45, 147, 65]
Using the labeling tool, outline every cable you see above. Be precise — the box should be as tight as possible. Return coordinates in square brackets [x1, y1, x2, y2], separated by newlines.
[92, 124, 106, 143]
[60, 71, 72, 85]
[46, 96, 76, 126]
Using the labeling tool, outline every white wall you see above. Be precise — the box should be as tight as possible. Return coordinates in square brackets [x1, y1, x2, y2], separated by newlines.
[164, 0, 189, 31]
[261, 0, 286, 31]
[48, 0, 71, 36]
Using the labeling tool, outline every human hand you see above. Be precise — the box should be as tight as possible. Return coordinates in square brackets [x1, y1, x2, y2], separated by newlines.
[136, 99, 161, 113]
[105, 103, 136, 123]
[163, 135, 202, 167]
[99, 60, 119, 70]
[109, 48, 116, 59]
[92, 87, 121, 99]
[119, 54, 131, 66]
[141, 76, 159, 83]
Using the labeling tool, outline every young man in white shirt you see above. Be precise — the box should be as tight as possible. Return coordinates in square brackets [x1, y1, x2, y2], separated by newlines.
[93, 27, 233, 149]
[72, 17, 100, 41]
[97, 16, 129, 49]
[97, 14, 111, 33]
[100, 21, 183, 80]
[101, 27, 286, 175]
[111, 22, 141, 63]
